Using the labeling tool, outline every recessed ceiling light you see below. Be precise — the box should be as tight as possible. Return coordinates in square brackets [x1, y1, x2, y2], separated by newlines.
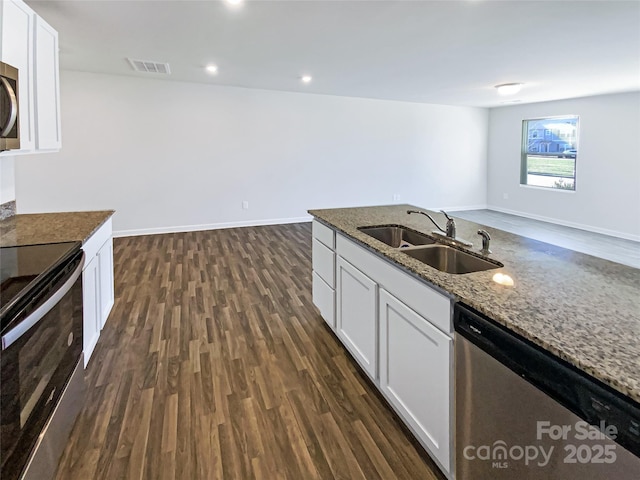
[495, 83, 523, 95]
[206, 64, 218, 74]
[301, 75, 312, 84]
[224, 0, 243, 6]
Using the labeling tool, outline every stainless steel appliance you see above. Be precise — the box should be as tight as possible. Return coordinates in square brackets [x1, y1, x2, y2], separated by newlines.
[0, 242, 85, 480]
[454, 303, 640, 479]
[0, 61, 20, 152]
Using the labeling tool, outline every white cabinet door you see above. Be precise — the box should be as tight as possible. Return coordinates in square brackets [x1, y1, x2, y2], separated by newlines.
[379, 288, 452, 472]
[33, 15, 61, 150]
[82, 255, 100, 367]
[336, 256, 378, 380]
[98, 238, 114, 328]
[1, 0, 35, 152]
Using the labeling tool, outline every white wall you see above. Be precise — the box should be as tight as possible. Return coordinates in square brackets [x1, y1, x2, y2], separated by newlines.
[0, 156, 15, 204]
[14, 71, 488, 235]
[487, 92, 640, 240]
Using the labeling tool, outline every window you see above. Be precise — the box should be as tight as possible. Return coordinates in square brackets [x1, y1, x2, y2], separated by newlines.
[521, 116, 579, 190]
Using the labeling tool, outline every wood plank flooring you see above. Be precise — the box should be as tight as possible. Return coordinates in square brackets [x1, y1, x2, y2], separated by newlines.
[54, 223, 445, 480]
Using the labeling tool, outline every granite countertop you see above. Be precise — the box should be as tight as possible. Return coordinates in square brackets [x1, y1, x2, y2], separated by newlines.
[309, 204, 640, 403]
[0, 210, 114, 247]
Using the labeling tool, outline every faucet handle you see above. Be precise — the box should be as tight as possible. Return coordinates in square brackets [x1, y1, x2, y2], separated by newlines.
[440, 210, 456, 238]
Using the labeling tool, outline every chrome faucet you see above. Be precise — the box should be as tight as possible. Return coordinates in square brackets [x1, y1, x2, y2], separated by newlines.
[407, 209, 451, 236]
[407, 209, 473, 247]
[477, 229, 491, 254]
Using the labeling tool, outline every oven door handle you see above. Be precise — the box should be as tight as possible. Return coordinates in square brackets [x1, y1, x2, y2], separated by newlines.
[0, 76, 19, 138]
[2, 253, 85, 350]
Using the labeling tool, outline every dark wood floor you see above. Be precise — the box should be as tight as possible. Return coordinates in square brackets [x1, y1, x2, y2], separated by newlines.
[54, 223, 445, 480]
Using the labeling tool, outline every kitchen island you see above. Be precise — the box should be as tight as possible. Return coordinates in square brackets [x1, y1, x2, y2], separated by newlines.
[309, 204, 640, 403]
[310, 204, 640, 478]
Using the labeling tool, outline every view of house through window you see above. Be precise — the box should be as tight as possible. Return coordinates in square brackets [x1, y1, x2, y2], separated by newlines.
[521, 116, 579, 190]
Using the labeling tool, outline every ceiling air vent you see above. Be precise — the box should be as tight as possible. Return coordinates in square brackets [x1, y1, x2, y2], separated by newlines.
[127, 58, 171, 74]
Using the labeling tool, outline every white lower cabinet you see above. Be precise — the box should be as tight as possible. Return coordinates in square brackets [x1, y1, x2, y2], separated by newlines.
[336, 256, 378, 380]
[311, 220, 336, 329]
[312, 227, 454, 478]
[82, 220, 114, 366]
[82, 255, 100, 367]
[379, 288, 452, 473]
[98, 238, 114, 327]
[312, 272, 335, 329]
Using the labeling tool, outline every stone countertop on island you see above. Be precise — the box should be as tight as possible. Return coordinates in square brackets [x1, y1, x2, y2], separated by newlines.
[0, 210, 114, 247]
[309, 204, 640, 403]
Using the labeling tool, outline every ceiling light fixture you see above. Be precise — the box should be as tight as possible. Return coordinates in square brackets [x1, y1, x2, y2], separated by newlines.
[206, 64, 218, 74]
[224, 0, 244, 6]
[495, 83, 523, 95]
[301, 75, 312, 84]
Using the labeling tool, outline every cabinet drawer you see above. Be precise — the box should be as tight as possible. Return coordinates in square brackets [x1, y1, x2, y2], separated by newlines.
[82, 218, 112, 264]
[312, 220, 335, 249]
[337, 233, 451, 335]
[312, 239, 335, 288]
[312, 272, 335, 329]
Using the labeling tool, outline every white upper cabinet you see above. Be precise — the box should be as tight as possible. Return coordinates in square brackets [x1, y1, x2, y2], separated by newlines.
[1, 0, 61, 155]
[1, 0, 36, 152]
[34, 15, 61, 150]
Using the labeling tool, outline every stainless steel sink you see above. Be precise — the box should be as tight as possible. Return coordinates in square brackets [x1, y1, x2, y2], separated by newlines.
[402, 245, 503, 274]
[358, 225, 436, 248]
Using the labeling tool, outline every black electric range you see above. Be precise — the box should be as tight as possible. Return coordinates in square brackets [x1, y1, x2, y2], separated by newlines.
[0, 241, 85, 480]
[0, 241, 82, 332]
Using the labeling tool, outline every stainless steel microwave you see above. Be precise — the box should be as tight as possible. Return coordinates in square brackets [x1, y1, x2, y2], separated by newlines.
[0, 61, 20, 152]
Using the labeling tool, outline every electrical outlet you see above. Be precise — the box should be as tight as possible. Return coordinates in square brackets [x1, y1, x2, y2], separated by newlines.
[503, 193, 509, 200]
[393, 194, 401, 202]
[242, 201, 249, 209]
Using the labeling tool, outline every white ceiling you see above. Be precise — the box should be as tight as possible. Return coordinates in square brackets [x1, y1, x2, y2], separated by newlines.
[26, 0, 640, 107]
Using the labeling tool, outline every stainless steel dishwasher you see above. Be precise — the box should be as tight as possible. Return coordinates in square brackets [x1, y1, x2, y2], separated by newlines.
[454, 303, 640, 479]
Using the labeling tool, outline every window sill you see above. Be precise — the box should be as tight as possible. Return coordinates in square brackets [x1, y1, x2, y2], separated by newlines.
[519, 184, 576, 194]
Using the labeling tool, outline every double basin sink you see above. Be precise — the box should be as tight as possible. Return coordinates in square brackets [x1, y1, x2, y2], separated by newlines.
[358, 225, 503, 275]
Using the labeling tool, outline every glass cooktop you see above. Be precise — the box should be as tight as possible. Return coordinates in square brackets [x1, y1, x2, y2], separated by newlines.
[0, 242, 81, 318]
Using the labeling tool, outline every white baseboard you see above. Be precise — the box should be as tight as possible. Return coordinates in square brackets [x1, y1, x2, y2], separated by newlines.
[425, 204, 488, 212]
[114, 215, 313, 238]
[487, 205, 640, 242]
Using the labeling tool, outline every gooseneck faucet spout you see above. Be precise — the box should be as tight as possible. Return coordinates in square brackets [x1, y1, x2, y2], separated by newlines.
[407, 209, 473, 247]
[407, 209, 457, 239]
[406, 209, 447, 235]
